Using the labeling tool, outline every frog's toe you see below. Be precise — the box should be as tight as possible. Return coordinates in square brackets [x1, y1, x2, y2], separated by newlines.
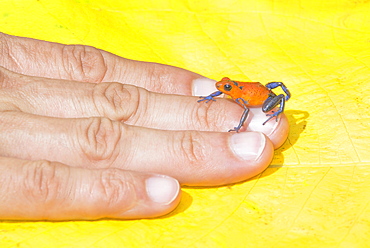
[228, 127, 240, 132]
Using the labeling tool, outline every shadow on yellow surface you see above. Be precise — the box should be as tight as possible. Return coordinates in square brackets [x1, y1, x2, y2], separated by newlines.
[271, 109, 310, 166]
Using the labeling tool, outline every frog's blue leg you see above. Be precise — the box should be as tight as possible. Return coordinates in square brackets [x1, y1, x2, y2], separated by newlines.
[265, 82, 291, 101]
[262, 93, 285, 125]
[262, 82, 291, 125]
[228, 98, 249, 132]
[197, 91, 223, 103]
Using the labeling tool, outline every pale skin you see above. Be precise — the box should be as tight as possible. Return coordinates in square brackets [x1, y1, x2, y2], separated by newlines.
[0, 33, 289, 220]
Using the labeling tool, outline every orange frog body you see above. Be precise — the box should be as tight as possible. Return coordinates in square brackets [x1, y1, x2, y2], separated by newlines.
[198, 77, 291, 132]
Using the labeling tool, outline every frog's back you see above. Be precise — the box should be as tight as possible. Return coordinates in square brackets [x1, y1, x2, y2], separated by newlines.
[238, 81, 271, 106]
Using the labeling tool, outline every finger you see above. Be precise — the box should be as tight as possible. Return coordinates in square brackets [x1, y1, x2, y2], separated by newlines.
[246, 108, 289, 149]
[0, 156, 180, 220]
[0, 32, 212, 95]
[0, 112, 274, 186]
[0, 66, 238, 129]
[0, 67, 287, 147]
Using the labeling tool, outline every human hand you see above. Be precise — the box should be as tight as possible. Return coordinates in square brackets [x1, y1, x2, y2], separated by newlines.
[0, 33, 289, 220]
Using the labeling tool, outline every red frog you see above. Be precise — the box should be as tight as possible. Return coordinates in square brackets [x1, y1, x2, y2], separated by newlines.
[198, 77, 291, 132]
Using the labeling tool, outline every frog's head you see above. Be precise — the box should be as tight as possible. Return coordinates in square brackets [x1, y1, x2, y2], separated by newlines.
[216, 77, 241, 95]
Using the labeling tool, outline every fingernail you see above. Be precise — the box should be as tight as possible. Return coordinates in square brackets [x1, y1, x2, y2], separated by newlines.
[192, 77, 217, 96]
[246, 108, 280, 136]
[229, 132, 266, 161]
[146, 175, 180, 205]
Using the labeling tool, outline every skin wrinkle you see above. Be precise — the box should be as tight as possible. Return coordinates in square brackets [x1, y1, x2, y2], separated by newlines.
[177, 131, 208, 165]
[100, 53, 117, 82]
[193, 97, 244, 132]
[122, 85, 143, 123]
[61, 44, 108, 83]
[193, 99, 213, 130]
[125, 85, 151, 126]
[77, 117, 122, 166]
[109, 83, 126, 118]
[22, 161, 61, 211]
[95, 83, 140, 121]
[92, 82, 114, 119]
[99, 169, 137, 212]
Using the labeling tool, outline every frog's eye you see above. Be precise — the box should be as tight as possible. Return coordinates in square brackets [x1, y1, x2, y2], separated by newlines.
[224, 84, 232, 91]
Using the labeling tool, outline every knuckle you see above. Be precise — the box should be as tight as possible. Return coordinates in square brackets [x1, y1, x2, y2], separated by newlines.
[98, 169, 136, 210]
[178, 131, 208, 164]
[92, 82, 140, 121]
[61, 44, 107, 82]
[22, 161, 63, 205]
[78, 117, 122, 163]
[193, 101, 215, 130]
[193, 101, 230, 131]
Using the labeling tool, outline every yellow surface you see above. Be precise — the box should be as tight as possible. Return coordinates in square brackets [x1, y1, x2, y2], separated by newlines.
[1, 0, 369, 247]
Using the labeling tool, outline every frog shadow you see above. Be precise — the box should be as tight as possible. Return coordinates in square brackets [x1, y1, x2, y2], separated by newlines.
[279, 109, 309, 150]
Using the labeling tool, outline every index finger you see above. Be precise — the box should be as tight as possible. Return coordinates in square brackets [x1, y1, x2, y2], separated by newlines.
[0, 32, 212, 95]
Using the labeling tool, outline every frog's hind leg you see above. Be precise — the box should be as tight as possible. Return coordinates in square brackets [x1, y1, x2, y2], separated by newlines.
[262, 94, 285, 125]
[265, 82, 291, 101]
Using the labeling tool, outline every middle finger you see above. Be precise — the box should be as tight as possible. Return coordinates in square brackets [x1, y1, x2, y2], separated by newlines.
[0, 67, 288, 144]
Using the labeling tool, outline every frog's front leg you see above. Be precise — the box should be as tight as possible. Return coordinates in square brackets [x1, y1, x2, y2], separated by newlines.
[197, 91, 223, 103]
[262, 93, 285, 125]
[228, 98, 249, 132]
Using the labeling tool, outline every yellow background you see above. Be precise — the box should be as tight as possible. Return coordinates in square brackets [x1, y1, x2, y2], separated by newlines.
[1, 0, 370, 247]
